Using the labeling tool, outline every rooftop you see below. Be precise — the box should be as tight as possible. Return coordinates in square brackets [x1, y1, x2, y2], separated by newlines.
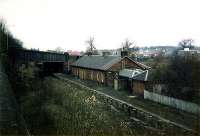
[71, 55, 150, 71]
[119, 69, 144, 78]
[119, 69, 150, 81]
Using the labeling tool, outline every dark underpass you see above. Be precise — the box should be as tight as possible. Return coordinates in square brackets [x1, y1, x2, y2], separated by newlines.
[43, 62, 64, 74]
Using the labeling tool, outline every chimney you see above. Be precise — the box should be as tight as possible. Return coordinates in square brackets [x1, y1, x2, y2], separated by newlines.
[121, 50, 128, 58]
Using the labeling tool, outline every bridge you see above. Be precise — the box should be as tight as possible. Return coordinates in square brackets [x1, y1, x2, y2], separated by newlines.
[15, 49, 68, 62]
[0, 49, 69, 134]
[15, 49, 69, 73]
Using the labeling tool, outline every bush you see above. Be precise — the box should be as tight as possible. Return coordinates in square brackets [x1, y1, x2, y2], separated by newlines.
[152, 54, 200, 102]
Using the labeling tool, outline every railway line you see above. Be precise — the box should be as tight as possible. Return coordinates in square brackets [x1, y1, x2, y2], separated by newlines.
[54, 73, 196, 135]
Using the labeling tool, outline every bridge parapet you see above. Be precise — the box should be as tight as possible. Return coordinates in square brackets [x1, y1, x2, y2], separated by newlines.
[15, 49, 68, 62]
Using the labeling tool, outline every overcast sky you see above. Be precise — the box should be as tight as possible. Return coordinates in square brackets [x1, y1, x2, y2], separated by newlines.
[0, 0, 200, 51]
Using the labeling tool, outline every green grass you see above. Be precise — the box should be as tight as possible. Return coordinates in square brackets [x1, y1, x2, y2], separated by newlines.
[19, 77, 146, 135]
[63, 74, 199, 132]
[13, 66, 197, 136]
[16, 72, 138, 135]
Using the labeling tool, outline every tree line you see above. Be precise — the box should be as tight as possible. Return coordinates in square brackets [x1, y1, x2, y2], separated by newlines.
[151, 39, 200, 102]
[0, 19, 23, 74]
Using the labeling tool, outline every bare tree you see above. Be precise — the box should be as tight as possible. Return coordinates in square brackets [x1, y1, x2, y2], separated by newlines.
[85, 37, 97, 55]
[121, 39, 135, 51]
[55, 46, 65, 53]
[178, 39, 195, 50]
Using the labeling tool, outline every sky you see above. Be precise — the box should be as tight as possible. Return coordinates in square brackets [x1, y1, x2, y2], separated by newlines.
[0, 0, 200, 51]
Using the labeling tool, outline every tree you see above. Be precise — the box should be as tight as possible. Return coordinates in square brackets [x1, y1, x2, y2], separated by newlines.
[85, 37, 98, 55]
[0, 19, 22, 53]
[178, 39, 195, 50]
[0, 19, 9, 54]
[121, 39, 135, 51]
[0, 18, 23, 75]
[152, 54, 200, 101]
[55, 46, 65, 53]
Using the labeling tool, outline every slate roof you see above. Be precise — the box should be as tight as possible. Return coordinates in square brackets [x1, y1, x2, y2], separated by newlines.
[132, 70, 149, 81]
[119, 69, 150, 81]
[134, 61, 151, 70]
[71, 55, 150, 71]
[119, 69, 143, 78]
[71, 55, 121, 70]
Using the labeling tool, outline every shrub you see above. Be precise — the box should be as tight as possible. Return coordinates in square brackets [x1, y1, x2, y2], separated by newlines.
[152, 54, 200, 102]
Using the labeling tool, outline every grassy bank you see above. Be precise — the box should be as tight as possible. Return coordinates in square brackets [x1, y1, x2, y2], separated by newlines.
[14, 65, 138, 135]
[13, 65, 196, 136]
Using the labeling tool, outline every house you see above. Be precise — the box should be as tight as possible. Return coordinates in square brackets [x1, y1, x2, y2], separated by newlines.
[71, 52, 150, 88]
[178, 49, 200, 56]
[119, 69, 149, 96]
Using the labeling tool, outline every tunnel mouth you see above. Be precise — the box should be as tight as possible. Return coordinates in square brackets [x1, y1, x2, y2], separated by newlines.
[43, 62, 64, 75]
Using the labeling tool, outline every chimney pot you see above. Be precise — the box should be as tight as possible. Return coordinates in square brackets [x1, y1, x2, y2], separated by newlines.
[121, 51, 128, 58]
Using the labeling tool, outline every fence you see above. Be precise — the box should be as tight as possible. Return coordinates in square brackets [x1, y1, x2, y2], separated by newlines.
[144, 90, 200, 114]
[55, 74, 194, 132]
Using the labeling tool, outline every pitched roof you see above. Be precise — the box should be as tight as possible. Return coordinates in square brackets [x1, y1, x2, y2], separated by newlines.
[71, 55, 122, 70]
[119, 69, 144, 78]
[71, 55, 150, 71]
[119, 69, 150, 81]
[133, 61, 151, 70]
[132, 70, 149, 81]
